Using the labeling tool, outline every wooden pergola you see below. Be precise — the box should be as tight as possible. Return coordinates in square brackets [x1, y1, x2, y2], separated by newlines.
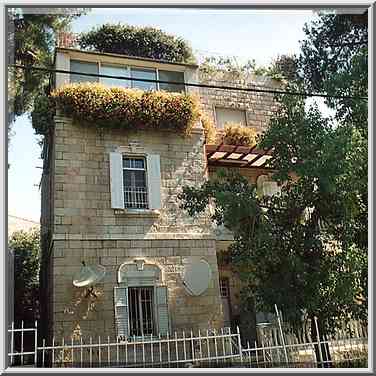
[205, 144, 274, 169]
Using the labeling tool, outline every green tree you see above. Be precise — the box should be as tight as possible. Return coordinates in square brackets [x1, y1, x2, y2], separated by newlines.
[78, 23, 196, 63]
[9, 228, 40, 325]
[7, 8, 87, 136]
[179, 13, 367, 366]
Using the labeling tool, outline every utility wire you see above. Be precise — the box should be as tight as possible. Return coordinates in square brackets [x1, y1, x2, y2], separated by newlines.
[10, 64, 368, 101]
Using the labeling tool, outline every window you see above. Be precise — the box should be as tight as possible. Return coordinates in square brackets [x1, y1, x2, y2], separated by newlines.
[128, 287, 155, 336]
[159, 70, 185, 93]
[131, 68, 157, 91]
[215, 107, 247, 129]
[70, 60, 99, 83]
[109, 152, 161, 211]
[100, 64, 130, 88]
[219, 278, 230, 298]
[114, 263, 169, 339]
[123, 157, 148, 209]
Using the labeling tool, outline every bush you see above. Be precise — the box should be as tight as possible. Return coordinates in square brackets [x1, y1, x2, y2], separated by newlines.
[201, 114, 217, 144]
[223, 123, 259, 146]
[9, 228, 40, 324]
[78, 23, 196, 64]
[31, 94, 56, 135]
[51, 83, 201, 134]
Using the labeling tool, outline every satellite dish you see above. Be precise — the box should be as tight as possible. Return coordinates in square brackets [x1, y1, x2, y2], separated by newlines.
[183, 259, 212, 296]
[73, 262, 106, 287]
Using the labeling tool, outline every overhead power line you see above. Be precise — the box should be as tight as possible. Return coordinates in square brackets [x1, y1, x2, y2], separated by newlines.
[10, 64, 368, 101]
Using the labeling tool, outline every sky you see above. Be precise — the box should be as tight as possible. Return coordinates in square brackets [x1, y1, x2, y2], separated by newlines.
[8, 8, 316, 222]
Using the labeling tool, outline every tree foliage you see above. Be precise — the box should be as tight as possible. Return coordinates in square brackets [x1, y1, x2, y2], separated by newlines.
[9, 228, 40, 324]
[7, 8, 87, 132]
[78, 23, 196, 64]
[298, 13, 368, 131]
[179, 13, 367, 334]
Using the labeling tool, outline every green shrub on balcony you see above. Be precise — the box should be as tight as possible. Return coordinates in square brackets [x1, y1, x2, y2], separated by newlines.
[223, 123, 259, 146]
[78, 23, 196, 64]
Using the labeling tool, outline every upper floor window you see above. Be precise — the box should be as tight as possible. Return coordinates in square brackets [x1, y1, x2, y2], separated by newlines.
[123, 157, 148, 209]
[109, 152, 161, 211]
[131, 67, 157, 91]
[215, 107, 247, 129]
[158, 70, 185, 93]
[101, 64, 130, 88]
[70, 60, 99, 83]
[70, 59, 185, 93]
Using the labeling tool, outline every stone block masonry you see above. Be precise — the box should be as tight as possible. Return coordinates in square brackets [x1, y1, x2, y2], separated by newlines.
[51, 239, 223, 339]
[48, 116, 223, 340]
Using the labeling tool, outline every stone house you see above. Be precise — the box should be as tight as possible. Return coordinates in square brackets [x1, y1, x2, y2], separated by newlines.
[40, 46, 280, 343]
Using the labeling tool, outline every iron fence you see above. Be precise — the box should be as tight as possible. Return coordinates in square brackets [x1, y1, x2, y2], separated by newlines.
[8, 316, 367, 368]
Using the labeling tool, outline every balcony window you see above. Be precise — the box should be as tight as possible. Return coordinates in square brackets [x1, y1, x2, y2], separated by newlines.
[159, 70, 185, 93]
[70, 60, 99, 83]
[131, 68, 157, 91]
[100, 64, 130, 88]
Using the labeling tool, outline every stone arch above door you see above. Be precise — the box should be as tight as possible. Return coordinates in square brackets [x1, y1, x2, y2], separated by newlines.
[118, 259, 162, 286]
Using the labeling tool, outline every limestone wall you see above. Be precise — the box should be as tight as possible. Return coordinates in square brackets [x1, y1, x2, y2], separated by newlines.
[199, 74, 279, 133]
[49, 116, 223, 339]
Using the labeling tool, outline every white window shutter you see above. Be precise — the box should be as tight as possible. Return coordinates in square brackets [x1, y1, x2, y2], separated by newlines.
[109, 152, 124, 209]
[147, 154, 161, 210]
[156, 286, 169, 335]
[114, 286, 129, 339]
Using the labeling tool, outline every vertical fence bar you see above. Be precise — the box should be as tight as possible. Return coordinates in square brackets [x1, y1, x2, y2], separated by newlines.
[107, 336, 110, 366]
[314, 317, 323, 368]
[34, 321, 38, 367]
[274, 305, 288, 364]
[42, 338, 45, 367]
[125, 337, 128, 365]
[52, 337, 55, 367]
[98, 336, 101, 367]
[183, 331, 186, 363]
[175, 332, 178, 364]
[191, 330, 195, 363]
[213, 329, 218, 365]
[237, 326, 243, 364]
[62, 337, 65, 367]
[80, 337, 83, 367]
[159, 333, 162, 365]
[142, 333, 145, 366]
[206, 330, 211, 366]
[221, 328, 226, 359]
[21, 321, 24, 366]
[167, 331, 171, 367]
[151, 335, 154, 365]
[10, 322, 14, 366]
[198, 329, 202, 360]
[247, 341, 251, 367]
[89, 337, 92, 367]
[255, 341, 259, 368]
[116, 337, 119, 366]
[71, 337, 74, 367]
[133, 335, 136, 365]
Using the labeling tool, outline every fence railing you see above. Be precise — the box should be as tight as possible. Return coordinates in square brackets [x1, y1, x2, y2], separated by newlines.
[243, 317, 368, 368]
[8, 324, 242, 368]
[8, 317, 367, 368]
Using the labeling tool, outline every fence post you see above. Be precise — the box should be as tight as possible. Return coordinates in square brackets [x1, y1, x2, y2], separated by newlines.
[10, 321, 14, 366]
[314, 316, 324, 367]
[274, 304, 289, 364]
[34, 320, 38, 367]
[237, 326, 243, 364]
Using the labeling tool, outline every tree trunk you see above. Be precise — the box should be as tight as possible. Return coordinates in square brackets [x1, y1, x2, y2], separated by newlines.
[310, 316, 332, 368]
